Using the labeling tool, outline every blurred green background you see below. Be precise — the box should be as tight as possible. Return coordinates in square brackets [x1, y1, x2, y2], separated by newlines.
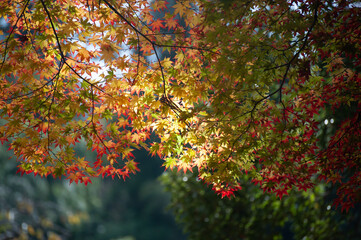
[0, 142, 186, 240]
[1, 138, 361, 240]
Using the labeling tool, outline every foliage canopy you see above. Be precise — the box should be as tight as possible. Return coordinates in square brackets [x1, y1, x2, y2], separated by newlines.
[1, 0, 360, 211]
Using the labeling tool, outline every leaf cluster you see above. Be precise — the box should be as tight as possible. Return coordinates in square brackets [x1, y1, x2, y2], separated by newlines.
[0, 0, 361, 211]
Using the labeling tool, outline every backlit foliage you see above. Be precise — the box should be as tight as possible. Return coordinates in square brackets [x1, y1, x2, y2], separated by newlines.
[0, 0, 360, 211]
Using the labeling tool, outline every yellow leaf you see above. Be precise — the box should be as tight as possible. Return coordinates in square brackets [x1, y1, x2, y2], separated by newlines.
[100, 43, 115, 62]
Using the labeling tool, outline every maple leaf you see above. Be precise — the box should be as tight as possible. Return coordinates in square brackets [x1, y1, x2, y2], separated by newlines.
[68, 172, 85, 184]
[140, 43, 154, 55]
[77, 47, 91, 61]
[163, 157, 177, 170]
[100, 43, 115, 62]
[167, 18, 178, 30]
[177, 160, 193, 174]
[83, 177, 92, 186]
[173, 2, 186, 17]
[150, 19, 164, 32]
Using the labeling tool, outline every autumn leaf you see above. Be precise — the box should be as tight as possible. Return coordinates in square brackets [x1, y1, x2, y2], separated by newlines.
[100, 43, 115, 62]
